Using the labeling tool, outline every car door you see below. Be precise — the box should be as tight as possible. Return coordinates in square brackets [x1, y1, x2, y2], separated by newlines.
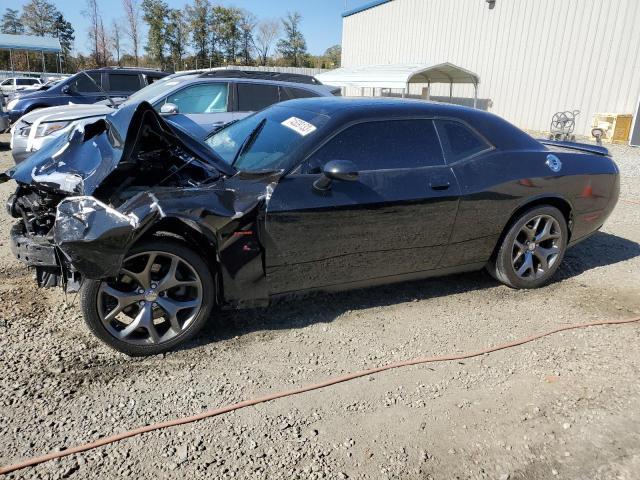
[159, 82, 233, 131]
[66, 72, 107, 104]
[264, 118, 461, 295]
[432, 119, 500, 268]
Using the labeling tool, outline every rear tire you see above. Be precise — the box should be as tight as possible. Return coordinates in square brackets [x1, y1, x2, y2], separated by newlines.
[487, 205, 568, 289]
[81, 238, 215, 356]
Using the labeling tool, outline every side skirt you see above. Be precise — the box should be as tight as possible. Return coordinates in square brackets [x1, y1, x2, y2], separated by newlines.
[221, 261, 487, 310]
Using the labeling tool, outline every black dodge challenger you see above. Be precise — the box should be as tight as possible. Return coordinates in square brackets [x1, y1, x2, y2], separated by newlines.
[2, 98, 619, 355]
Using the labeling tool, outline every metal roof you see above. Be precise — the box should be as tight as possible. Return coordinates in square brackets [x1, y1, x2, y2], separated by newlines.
[0, 33, 62, 53]
[343, 0, 394, 18]
[315, 63, 480, 89]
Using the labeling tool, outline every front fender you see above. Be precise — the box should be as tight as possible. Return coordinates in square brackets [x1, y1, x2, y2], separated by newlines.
[53, 195, 163, 279]
[53, 184, 264, 280]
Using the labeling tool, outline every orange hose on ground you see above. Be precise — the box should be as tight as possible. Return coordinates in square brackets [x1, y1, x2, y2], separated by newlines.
[1, 316, 639, 476]
[622, 198, 640, 205]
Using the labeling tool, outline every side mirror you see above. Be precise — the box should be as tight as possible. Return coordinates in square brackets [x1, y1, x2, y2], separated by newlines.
[313, 160, 359, 191]
[160, 102, 179, 115]
[61, 85, 71, 94]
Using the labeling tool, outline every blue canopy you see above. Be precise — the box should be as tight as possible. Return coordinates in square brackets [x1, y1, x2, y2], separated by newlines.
[0, 33, 61, 53]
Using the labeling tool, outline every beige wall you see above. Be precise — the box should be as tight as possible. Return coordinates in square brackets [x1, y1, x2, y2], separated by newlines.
[341, 0, 640, 135]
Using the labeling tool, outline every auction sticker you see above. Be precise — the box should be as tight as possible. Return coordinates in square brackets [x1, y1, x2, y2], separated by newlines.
[281, 117, 317, 136]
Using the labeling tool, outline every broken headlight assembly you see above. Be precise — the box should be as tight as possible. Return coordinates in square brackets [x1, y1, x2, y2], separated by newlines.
[33, 121, 71, 138]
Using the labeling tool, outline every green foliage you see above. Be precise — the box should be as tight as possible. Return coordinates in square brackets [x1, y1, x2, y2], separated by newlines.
[276, 12, 308, 67]
[186, 0, 209, 64]
[238, 10, 256, 66]
[324, 44, 341, 68]
[220, 7, 243, 64]
[1, 8, 24, 34]
[53, 13, 74, 56]
[1, 0, 325, 74]
[166, 9, 189, 70]
[141, 0, 169, 69]
[20, 0, 58, 36]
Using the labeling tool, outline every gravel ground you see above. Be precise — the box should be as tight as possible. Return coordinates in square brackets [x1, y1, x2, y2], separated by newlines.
[0, 132, 639, 480]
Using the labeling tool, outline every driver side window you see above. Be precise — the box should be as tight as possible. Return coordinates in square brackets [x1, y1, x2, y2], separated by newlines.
[70, 73, 102, 93]
[303, 119, 444, 173]
[161, 83, 228, 114]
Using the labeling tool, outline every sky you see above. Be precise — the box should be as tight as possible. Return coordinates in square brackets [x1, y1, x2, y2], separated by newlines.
[13, 0, 373, 56]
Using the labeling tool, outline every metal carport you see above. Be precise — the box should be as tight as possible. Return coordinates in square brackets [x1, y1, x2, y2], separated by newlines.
[0, 33, 62, 73]
[315, 62, 481, 108]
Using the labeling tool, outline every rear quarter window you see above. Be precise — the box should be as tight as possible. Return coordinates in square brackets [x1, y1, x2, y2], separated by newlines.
[237, 83, 280, 111]
[108, 74, 142, 92]
[145, 75, 163, 85]
[435, 120, 491, 163]
[280, 86, 318, 100]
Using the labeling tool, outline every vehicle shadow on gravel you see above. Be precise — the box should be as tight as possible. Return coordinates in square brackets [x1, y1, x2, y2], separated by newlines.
[557, 231, 640, 279]
[189, 231, 640, 350]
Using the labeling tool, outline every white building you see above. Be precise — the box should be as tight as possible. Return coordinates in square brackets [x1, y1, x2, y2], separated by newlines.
[339, 0, 640, 136]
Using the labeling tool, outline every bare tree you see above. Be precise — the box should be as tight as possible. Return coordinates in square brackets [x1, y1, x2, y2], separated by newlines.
[123, 0, 141, 66]
[97, 17, 111, 66]
[111, 20, 122, 65]
[85, 0, 101, 66]
[255, 19, 280, 66]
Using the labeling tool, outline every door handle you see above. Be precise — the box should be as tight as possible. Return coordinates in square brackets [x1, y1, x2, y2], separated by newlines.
[429, 180, 451, 191]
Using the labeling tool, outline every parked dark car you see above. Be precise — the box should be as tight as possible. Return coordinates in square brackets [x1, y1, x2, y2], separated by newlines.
[1, 98, 619, 355]
[5, 67, 167, 123]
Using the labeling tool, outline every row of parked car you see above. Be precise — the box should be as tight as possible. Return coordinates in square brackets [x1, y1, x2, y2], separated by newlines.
[1, 66, 340, 162]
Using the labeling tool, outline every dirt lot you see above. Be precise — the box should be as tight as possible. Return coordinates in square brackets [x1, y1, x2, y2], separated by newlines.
[0, 131, 639, 480]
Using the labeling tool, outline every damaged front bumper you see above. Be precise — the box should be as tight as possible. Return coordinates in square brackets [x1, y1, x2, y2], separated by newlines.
[9, 222, 79, 288]
[9, 194, 160, 289]
[10, 223, 57, 267]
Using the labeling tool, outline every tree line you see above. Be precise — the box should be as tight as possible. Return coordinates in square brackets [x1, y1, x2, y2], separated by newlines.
[0, 0, 341, 74]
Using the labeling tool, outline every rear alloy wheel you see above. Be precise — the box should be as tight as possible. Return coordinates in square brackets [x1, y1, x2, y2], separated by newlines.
[488, 205, 568, 289]
[81, 239, 215, 356]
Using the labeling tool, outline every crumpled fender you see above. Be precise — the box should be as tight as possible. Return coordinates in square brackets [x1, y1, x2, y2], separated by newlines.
[53, 195, 162, 279]
[53, 181, 267, 280]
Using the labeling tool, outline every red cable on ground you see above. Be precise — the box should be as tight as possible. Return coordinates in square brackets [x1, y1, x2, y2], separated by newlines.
[1, 316, 639, 476]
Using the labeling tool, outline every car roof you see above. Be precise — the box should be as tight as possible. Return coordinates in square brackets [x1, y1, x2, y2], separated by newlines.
[274, 97, 541, 150]
[151, 74, 334, 95]
[83, 68, 168, 75]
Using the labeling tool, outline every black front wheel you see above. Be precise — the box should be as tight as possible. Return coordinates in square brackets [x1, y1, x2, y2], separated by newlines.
[487, 205, 568, 289]
[81, 238, 215, 356]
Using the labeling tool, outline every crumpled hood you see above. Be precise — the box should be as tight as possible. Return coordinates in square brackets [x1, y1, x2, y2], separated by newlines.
[0, 100, 235, 194]
[17, 103, 113, 124]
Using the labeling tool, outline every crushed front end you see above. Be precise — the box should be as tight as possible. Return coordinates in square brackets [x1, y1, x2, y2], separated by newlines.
[2, 100, 237, 292]
[7, 185, 80, 289]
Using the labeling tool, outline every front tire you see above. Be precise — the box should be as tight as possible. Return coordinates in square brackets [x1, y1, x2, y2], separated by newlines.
[488, 205, 568, 289]
[81, 238, 215, 356]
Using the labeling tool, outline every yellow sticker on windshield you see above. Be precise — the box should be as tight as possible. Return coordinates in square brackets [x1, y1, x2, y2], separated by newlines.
[281, 117, 317, 136]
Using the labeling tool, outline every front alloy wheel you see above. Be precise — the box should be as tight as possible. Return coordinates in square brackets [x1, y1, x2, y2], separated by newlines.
[81, 239, 215, 356]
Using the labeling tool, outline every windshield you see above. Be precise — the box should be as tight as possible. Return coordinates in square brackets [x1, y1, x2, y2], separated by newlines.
[126, 75, 191, 104]
[206, 106, 329, 172]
